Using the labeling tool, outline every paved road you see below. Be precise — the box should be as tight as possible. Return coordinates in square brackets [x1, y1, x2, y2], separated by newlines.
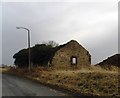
[2, 73, 71, 96]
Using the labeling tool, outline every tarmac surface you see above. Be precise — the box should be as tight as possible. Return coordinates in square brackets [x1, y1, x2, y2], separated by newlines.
[2, 73, 70, 96]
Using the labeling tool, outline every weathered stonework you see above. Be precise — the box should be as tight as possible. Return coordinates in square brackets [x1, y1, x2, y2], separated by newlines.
[51, 40, 91, 68]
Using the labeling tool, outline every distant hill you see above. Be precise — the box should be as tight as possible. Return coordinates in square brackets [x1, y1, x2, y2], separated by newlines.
[97, 54, 119, 68]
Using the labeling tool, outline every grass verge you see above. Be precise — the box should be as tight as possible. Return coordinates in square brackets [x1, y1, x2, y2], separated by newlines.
[2, 66, 120, 97]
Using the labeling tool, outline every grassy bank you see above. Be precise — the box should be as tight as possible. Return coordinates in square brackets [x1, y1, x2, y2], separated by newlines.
[3, 66, 119, 97]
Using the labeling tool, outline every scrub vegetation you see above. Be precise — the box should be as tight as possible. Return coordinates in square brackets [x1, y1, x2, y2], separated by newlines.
[13, 41, 59, 67]
[3, 65, 119, 97]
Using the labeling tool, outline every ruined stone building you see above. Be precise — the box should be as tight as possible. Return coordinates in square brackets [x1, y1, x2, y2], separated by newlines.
[51, 40, 91, 68]
[13, 40, 91, 68]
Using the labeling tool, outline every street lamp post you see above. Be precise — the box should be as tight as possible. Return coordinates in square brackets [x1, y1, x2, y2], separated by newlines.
[16, 27, 31, 72]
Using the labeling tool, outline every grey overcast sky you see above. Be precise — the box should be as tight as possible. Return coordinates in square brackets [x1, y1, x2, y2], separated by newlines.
[1, 0, 118, 65]
[0, 2, 2, 65]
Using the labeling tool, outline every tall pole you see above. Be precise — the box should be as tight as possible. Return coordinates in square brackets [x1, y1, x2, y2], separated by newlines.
[27, 28, 31, 72]
[16, 27, 31, 72]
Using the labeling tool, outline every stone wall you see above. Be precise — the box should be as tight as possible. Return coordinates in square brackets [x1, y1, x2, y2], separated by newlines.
[51, 40, 91, 68]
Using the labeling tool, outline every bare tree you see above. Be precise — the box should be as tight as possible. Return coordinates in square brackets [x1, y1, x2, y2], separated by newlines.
[42, 40, 59, 47]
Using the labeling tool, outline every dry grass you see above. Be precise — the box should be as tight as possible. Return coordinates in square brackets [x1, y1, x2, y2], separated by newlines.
[0, 67, 10, 73]
[5, 66, 119, 96]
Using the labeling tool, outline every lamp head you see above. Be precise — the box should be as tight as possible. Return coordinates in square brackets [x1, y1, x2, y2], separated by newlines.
[16, 27, 29, 31]
[16, 27, 20, 29]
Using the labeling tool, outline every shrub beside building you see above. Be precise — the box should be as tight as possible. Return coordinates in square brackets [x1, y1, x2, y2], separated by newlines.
[13, 40, 91, 68]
